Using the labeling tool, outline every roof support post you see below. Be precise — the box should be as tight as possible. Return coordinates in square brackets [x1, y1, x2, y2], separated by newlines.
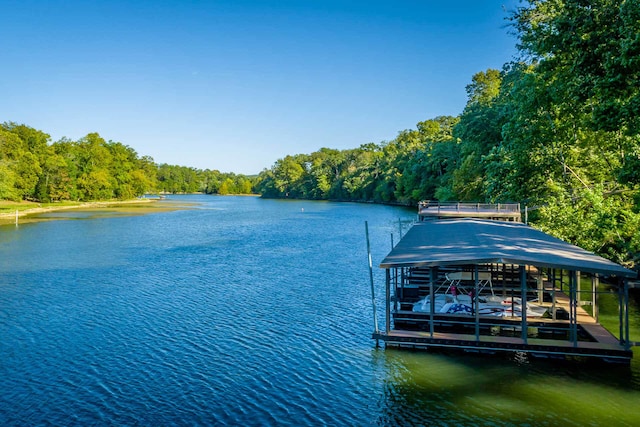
[550, 268, 557, 320]
[475, 265, 480, 342]
[429, 267, 436, 338]
[592, 274, 599, 323]
[570, 270, 578, 347]
[624, 278, 630, 349]
[520, 265, 527, 344]
[385, 269, 391, 335]
[537, 268, 544, 305]
[618, 279, 624, 345]
[398, 268, 404, 307]
[577, 271, 581, 308]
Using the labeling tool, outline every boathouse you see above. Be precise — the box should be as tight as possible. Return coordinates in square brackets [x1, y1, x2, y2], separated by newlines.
[372, 202, 637, 362]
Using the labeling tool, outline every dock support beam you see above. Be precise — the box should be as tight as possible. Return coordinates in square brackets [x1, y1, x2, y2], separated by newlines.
[623, 278, 630, 348]
[520, 265, 527, 344]
[618, 281, 624, 345]
[576, 271, 581, 308]
[429, 267, 436, 338]
[570, 270, 578, 347]
[474, 265, 480, 341]
[551, 268, 557, 320]
[385, 269, 391, 335]
[592, 274, 599, 322]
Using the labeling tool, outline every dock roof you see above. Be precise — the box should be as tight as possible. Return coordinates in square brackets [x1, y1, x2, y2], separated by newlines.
[380, 219, 637, 278]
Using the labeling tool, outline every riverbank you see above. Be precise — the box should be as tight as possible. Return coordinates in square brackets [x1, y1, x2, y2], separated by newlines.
[0, 198, 184, 226]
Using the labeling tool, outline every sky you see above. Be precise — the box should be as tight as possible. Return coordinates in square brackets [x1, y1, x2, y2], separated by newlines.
[1, 0, 521, 175]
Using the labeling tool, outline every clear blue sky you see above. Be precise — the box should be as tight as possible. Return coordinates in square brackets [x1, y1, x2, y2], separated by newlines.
[1, 0, 520, 175]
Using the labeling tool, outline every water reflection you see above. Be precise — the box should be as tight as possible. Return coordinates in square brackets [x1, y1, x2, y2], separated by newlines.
[374, 348, 640, 426]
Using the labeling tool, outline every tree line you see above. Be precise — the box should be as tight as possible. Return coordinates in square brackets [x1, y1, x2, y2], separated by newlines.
[254, 0, 640, 268]
[0, 123, 257, 202]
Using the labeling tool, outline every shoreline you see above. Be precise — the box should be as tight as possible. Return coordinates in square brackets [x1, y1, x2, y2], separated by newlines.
[0, 198, 170, 225]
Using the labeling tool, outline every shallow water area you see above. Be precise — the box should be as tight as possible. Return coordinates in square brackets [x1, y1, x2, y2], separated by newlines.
[1, 195, 639, 426]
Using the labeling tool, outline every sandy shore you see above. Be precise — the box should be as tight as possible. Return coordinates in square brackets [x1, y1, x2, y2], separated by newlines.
[0, 199, 175, 225]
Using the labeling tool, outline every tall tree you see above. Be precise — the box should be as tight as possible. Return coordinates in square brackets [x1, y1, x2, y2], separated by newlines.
[512, 0, 640, 134]
[450, 69, 504, 201]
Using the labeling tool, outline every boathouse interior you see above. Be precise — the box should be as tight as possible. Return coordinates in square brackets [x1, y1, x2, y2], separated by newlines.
[373, 202, 637, 362]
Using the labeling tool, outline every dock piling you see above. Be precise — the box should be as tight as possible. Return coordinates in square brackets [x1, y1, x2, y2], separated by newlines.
[365, 221, 380, 340]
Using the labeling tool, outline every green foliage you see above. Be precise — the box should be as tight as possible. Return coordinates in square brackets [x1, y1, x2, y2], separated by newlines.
[0, 122, 256, 201]
[512, 0, 640, 134]
[450, 69, 505, 201]
[199, 169, 256, 195]
[0, 162, 18, 201]
[254, 116, 459, 205]
[535, 185, 640, 267]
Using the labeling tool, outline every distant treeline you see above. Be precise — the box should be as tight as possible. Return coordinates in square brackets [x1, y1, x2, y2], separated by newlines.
[254, 0, 640, 268]
[0, 124, 257, 202]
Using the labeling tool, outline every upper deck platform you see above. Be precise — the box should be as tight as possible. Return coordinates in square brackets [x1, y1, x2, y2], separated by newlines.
[418, 201, 521, 222]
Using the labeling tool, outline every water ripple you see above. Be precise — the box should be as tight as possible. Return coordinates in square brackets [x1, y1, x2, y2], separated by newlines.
[2, 196, 640, 426]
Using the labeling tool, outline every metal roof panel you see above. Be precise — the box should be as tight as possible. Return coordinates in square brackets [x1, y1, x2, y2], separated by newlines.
[379, 219, 636, 278]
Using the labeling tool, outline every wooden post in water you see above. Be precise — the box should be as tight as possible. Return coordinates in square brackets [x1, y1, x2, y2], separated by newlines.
[365, 222, 380, 344]
[15, 210, 19, 226]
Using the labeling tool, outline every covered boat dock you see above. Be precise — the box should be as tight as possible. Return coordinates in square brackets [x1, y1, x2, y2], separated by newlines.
[372, 213, 637, 362]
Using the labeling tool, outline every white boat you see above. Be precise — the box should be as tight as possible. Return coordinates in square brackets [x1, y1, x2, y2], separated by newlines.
[412, 294, 547, 318]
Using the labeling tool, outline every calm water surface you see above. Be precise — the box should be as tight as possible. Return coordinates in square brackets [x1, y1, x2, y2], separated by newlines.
[1, 195, 639, 426]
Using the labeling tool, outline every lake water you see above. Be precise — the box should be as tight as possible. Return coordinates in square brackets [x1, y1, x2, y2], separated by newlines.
[1, 195, 639, 426]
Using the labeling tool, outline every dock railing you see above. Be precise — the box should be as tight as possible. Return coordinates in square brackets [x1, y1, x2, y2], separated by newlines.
[418, 201, 522, 222]
[418, 201, 521, 214]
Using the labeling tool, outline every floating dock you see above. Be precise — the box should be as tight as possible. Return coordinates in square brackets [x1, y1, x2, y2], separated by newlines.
[372, 202, 637, 363]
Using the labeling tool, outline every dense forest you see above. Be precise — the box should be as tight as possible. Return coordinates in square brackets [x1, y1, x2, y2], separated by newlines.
[254, 0, 640, 269]
[1, 1, 638, 268]
[0, 124, 257, 201]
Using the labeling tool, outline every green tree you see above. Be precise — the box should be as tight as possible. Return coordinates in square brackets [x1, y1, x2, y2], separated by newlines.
[450, 69, 504, 201]
[272, 155, 306, 197]
[0, 162, 18, 201]
[75, 133, 115, 200]
[36, 147, 73, 202]
[512, 0, 640, 134]
[0, 123, 50, 200]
